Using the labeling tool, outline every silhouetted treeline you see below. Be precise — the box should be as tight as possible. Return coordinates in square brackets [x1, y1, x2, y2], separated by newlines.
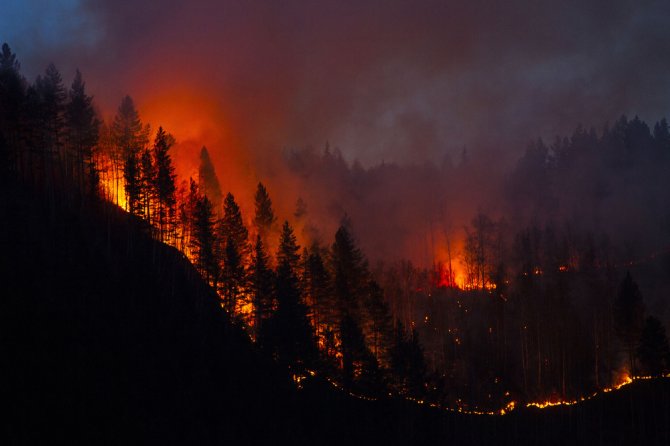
[0, 43, 431, 403]
[3, 40, 670, 414]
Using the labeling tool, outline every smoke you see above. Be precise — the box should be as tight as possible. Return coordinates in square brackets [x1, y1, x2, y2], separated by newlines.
[3, 0, 670, 265]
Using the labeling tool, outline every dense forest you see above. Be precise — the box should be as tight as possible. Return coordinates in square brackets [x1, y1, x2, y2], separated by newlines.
[2, 40, 670, 436]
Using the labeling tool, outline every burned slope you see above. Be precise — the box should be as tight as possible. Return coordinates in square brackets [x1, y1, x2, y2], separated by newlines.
[1, 180, 670, 445]
[0, 183, 299, 443]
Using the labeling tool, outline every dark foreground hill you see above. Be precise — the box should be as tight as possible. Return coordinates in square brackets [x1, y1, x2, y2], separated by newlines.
[1, 181, 670, 445]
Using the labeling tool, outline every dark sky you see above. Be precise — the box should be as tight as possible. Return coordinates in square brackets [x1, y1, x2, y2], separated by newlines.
[3, 0, 670, 166]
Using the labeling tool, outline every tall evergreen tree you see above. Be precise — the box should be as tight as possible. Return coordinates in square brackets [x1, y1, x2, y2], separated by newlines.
[139, 147, 155, 222]
[613, 272, 645, 374]
[637, 316, 670, 376]
[331, 222, 369, 314]
[0, 43, 26, 174]
[331, 222, 379, 389]
[304, 247, 334, 335]
[250, 234, 275, 345]
[152, 127, 177, 242]
[217, 193, 250, 314]
[338, 312, 384, 393]
[198, 146, 222, 213]
[363, 280, 394, 364]
[30, 63, 66, 194]
[390, 322, 427, 397]
[36, 63, 66, 160]
[190, 189, 218, 285]
[65, 69, 99, 195]
[253, 182, 276, 240]
[112, 95, 148, 213]
[268, 221, 317, 369]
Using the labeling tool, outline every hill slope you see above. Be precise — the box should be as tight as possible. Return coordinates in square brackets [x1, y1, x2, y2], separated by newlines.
[1, 181, 670, 445]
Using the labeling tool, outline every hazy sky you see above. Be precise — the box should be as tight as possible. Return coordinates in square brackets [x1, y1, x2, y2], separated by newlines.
[2, 0, 670, 166]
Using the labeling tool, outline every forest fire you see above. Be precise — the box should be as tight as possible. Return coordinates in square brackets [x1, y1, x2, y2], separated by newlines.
[4, 0, 670, 441]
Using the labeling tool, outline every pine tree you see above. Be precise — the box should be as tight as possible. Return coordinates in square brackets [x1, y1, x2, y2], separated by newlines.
[139, 147, 155, 222]
[250, 234, 275, 345]
[32, 64, 66, 193]
[37, 64, 66, 161]
[190, 191, 218, 285]
[112, 95, 148, 213]
[363, 280, 394, 364]
[152, 127, 177, 242]
[217, 193, 250, 314]
[331, 222, 369, 314]
[340, 312, 380, 391]
[198, 146, 222, 213]
[390, 321, 427, 397]
[0, 43, 26, 175]
[637, 316, 670, 376]
[253, 182, 276, 241]
[613, 272, 645, 374]
[331, 222, 381, 389]
[304, 248, 334, 336]
[268, 221, 317, 369]
[123, 149, 141, 215]
[65, 69, 99, 195]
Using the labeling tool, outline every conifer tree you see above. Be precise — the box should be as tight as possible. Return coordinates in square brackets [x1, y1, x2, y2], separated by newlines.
[31, 63, 66, 193]
[390, 321, 427, 397]
[0, 43, 25, 174]
[112, 95, 148, 213]
[303, 245, 341, 369]
[268, 221, 317, 369]
[152, 127, 177, 242]
[363, 280, 394, 363]
[65, 69, 99, 195]
[253, 182, 276, 241]
[139, 147, 155, 222]
[331, 222, 378, 388]
[37, 63, 66, 160]
[217, 193, 250, 314]
[614, 272, 645, 374]
[332, 222, 369, 313]
[198, 146, 222, 213]
[190, 190, 218, 285]
[637, 316, 670, 376]
[250, 234, 275, 345]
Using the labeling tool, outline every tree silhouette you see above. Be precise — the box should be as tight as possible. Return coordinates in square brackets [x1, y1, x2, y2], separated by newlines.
[152, 127, 177, 242]
[268, 221, 317, 369]
[303, 246, 337, 365]
[189, 185, 218, 285]
[390, 321, 427, 396]
[139, 147, 155, 221]
[637, 316, 670, 376]
[613, 272, 645, 375]
[217, 193, 250, 314]
[253, 182, 276, 242]
[250, 234, 275, 346]
[0, 43, 25, 175]
[112, 95, 148, 213]
[198, 146, 222, 214]
[331, 222, 381, 389]
[30, 63, 66, 194]
[37, 64, 66, 158]
[65, 69, 99, 196]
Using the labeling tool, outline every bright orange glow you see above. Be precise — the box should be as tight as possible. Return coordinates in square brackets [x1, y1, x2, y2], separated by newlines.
[100, 171, 128, 211]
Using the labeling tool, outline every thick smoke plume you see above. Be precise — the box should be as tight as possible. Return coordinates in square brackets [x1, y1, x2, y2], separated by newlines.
[3, 0, 670, 268]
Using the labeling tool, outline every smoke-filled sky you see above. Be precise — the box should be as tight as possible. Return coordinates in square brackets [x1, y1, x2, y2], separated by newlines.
[3, 0, 670, 166]
[3, 0, 670, 270]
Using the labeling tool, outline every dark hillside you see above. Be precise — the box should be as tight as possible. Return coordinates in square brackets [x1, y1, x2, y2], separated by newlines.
[0, 182, 298, 443]
[2, 180, 670, 445]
